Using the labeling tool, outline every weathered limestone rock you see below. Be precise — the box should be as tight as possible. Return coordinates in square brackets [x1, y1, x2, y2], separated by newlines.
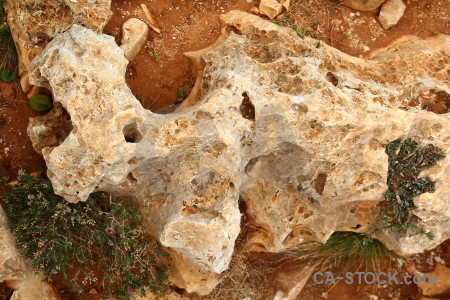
[341, 0, 386, 11]
[26, 10, 449, 293]
[259, 0, 283, 19]
[27, 103, 73, 155]
[4, 0, 112, 96]
[409, 263, 450, 298]
[0, 206, 22, 283]
[0, 206, 59, 299]
[120, 18, 149, 61]
[272, 263, 317, 300]
[378, 0, 406, 30]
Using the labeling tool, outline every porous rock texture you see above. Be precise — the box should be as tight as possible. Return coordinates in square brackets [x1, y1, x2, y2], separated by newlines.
[4, 0, 112, 96]
[25, 10, 449, 293]
[0, 206, 59, 299]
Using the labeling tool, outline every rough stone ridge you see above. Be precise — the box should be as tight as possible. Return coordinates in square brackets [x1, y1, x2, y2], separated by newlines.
[5, 0, 112, 96]
[26, 11, 449, 293]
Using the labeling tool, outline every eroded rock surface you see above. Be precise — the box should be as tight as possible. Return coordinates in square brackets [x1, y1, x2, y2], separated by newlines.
[26, 11, 449, 293]
[5, 0, 112, 96]
[0, 206, 59, 299]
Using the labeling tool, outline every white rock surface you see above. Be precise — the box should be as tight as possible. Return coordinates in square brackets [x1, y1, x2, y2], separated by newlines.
[25, 10, 450, 293]
[379, 0, 406, 30]
[120, 18, 149, 61]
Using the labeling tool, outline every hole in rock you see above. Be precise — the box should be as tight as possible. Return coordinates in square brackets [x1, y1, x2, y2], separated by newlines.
[325, 72, 338, 86]
[312, 173, 328, 195]
[0, 282, 13, 300]
[126, 172, 137, 185]
[351, 224, 362, 230]
[123, 122, 142, 143]
[240, 92, 255, 121]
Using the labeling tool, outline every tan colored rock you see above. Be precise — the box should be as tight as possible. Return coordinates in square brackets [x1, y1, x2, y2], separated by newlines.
[272, 263, 317, 300]
[4, 0, 112, 96]
[378, 0, 406, 30]
[409, 263, 450, 297]
[25, 10, 450, 293]
[259, 0, 283, 19]
[0, 206, 22, 283]
[341, 0, 385, 11]
[27, 103, 73, 155]
[0, 206, 59, 299]
[120, 18, 149, 61]
[27, 24, 240, 293]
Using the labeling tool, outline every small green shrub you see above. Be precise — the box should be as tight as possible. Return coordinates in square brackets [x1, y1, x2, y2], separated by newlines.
[0, 1, 17, 77]
[176, 87, 186, 103]
[0, 171, 170, 299]
[375, 138, 445, 239]
[284, 232, 399, 273]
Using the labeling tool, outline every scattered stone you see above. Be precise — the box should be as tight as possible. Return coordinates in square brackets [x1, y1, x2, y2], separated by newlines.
[250, 6, 260, 14]
[140, 4, 161, 33]
[409, 263, 450, 297]
[272, 263, 317, 300]
[259, 0, 283, 19]
[282, 0, 292, 11]
[88, 288, 97, 295]
[120, 18, 149, 61]
[341, 0, 386, 11]
[378, 0, 406, 29]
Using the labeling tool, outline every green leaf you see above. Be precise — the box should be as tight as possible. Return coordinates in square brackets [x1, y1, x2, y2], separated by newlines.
[29, 94, 53, 111]
[0, 69, 14, 82]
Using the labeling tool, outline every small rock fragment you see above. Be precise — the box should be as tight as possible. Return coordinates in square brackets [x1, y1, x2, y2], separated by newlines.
[259, 0, 283, 19]
[120, 18, 149, 61]
[378, 0, 406, 29]
[140, 4, 161, 33]
[250, 6, 260, 14]
[283, 0, 291, 11]
[341, 0, 386, 11]
[88, 289, 97, 295]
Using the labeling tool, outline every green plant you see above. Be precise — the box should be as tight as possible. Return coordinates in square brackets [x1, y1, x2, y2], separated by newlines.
[374, 138, 445, 239]
[0, 1, 17, 78]
[284, 232, 399, 273]
[29, 94, 53, 111]
[0, 171, 170, 299]
[341, 32, 350, 41]
[0, 68, 12, 82]
[316, 41, 321, 48]
[292, 27, 307, 39]
[176, 87, 186, 103]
